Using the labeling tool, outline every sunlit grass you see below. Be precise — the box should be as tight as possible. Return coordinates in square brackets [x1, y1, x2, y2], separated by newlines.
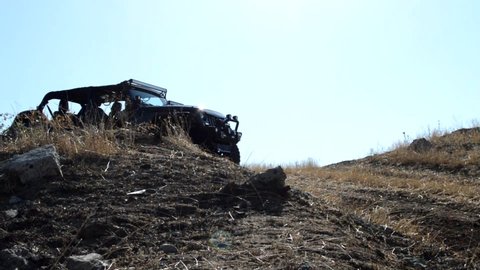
[284, 164, 480, 243]
[1, 124, 121, 158]
[265, 126, 480, 245]
[376, 127, 480, 170]
[0, 114, 200, 159]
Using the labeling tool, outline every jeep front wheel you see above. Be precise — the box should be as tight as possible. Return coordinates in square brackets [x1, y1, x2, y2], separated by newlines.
[229, 144, 240, 164]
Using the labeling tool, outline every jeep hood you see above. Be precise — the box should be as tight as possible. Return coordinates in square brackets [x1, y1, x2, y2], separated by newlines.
[164, 105, 226, 119]
[201, 108, 226, 119]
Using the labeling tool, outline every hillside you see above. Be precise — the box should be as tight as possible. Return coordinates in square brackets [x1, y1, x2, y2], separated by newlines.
[0, 127, 479, 269]
[287, 128, 480, 269]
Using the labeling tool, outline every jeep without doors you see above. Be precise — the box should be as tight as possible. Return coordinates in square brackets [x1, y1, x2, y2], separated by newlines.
[8, 79, 242, 163]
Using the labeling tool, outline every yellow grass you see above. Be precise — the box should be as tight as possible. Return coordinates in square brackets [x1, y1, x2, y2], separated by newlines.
[1, 125, 120, 158]
[0, 115, 197, 159]
[288, 166, 480, 203]
[280, 127, 480, 242]
[378, 127, 480, 170]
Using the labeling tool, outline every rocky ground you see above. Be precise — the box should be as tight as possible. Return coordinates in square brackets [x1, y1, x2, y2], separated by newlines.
[0, 132, 479, 269]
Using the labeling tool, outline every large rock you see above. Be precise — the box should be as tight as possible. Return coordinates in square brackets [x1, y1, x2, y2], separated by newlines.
[218, 167, 290, 213]
[0, 144, 62, 185]
[220, 166, 289, 196]
[248, 166, 287, 192]
[409, 138, 433, 153]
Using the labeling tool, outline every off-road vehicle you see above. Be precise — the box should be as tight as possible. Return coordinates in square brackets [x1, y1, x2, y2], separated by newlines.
[7, 79, 242, 163]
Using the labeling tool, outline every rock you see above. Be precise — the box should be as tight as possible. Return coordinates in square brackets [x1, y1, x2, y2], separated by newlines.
[218, 166, 290, 212]
[0, 144, 63, 185]
[220, 166, 290, 198]
[5, 209, 18, 218]
[409, 138, 433, 153]
[0, 246, 36, 270]
[248, 166, 287, 192]
[208, 230, 232, 250]
[159, 243, 178, 254]
[66, 253, 108, 270]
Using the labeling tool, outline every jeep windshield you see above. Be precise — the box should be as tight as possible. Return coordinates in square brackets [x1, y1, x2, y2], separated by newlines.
[129, 89, 167, 107]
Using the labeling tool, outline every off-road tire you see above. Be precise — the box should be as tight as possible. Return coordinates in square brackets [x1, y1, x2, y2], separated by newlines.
[230, 144, 240, 164]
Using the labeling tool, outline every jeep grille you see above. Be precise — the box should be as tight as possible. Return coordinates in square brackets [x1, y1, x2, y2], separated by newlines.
[204, 115, 220, 126]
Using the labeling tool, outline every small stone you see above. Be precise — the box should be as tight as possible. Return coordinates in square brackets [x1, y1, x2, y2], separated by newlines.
[5, 209, 18, 218]
[159, 243, 178, 254]
[208, 230, 232, 250]
[66, 253, 108, 270]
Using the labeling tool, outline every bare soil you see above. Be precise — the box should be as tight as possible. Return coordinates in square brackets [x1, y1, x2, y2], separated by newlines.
[0, 137, 478, 269]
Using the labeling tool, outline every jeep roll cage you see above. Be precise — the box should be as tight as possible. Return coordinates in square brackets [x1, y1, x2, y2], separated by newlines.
[37, 79, 167, 110]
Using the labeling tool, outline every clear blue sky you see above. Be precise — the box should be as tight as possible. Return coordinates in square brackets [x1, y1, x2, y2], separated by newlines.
[1, 0, 479, 165]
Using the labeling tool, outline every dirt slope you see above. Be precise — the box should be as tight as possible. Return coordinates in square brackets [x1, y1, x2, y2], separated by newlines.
[1, 130, 479, 269]
[288, 129, 480, 269]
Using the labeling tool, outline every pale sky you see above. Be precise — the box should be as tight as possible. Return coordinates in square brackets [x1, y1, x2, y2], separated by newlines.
[1, 1, 479, 165]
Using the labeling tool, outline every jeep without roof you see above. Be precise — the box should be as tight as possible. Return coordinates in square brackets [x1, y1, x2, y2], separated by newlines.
[8, 79, 242, 163]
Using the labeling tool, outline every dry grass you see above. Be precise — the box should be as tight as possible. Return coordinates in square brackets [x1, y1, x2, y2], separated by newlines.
[281, 128, 480, 246]
[377, 127, 480, 170]
[353, 206, 421, 238]
[161, 119, 208, 157]
[302, 167, 479, 201]
[0, 115, 200, 160]
[285, 166, 439, 240]
[279, 132, 480, 263]
[282, 127, 480, 202]
[286, 164, 480, 224]
[1, 124, 120, 158]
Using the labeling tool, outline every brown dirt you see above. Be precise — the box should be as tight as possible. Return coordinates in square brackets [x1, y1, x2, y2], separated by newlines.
[0, 137, 478, 269]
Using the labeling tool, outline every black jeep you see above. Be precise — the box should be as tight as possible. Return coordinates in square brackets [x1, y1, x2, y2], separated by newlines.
[8, 79, 242, 163]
